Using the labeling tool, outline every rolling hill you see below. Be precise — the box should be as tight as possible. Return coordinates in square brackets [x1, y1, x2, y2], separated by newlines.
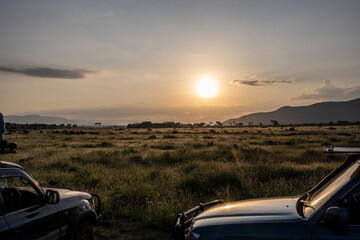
[4, 115, 77, 125]
[223, 98, 360, 126]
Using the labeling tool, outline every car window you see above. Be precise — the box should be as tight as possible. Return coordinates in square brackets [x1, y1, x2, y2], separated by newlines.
[339, 185, 360, 223]
[0, 176, 42, 214]
[305, 160, 360, 217]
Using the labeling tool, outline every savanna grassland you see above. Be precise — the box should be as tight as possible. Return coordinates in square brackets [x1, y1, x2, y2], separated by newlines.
[1, 125, 360, 239]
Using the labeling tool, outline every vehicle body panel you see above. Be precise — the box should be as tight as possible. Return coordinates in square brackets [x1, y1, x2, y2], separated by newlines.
[193, 197, 302, 225]
[0, 216, 9, 239]
[4, 204, 59, 240]
[191, 197, 312, 240]
[193, 220, 312, 240]
[42, 187, 99, 238]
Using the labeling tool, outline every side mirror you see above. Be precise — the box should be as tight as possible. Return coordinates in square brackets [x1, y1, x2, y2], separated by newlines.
[45, 190, 60, 204]
[323, 206, 349, 227]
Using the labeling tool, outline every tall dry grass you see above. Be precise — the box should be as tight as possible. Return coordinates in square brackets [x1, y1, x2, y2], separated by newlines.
[1, 126, 359, 233]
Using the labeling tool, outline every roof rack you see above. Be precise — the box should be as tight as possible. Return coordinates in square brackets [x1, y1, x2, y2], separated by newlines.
[324, 146, 360, 153]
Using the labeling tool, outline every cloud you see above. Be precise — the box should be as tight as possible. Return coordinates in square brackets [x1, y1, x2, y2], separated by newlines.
[232, 74, 293, 86]
[0, 65, 95, 79]
[294, 80, 360, 100]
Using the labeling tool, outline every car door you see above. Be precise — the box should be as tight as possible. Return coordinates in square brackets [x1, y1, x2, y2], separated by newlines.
[5, 204, 60, 240]
[0, 191, 10, 238]
[311, 185, 360, 240]
[311, 223, 360, 240]
[0, 216, 10, 239]
[1, 175, 60, 240]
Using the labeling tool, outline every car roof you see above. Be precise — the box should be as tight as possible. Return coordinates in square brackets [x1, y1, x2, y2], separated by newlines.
[0, 161, 24, 170]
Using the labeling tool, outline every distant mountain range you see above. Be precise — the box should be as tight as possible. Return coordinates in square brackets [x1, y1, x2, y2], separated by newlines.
[4, 98, 360, 126]
[223, 98, 360, 126]
[3, 114, 123, 126]
[4, 115, 77, 125]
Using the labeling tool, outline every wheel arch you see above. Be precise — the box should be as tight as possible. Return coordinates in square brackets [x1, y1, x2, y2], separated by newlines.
[68, 205, 97, 240]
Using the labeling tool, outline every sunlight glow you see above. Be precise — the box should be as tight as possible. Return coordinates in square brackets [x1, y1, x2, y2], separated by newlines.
[195, 77, 218, 98]
[223, 205, 234, 209]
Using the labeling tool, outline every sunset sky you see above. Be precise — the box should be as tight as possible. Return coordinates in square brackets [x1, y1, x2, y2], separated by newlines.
[1, 0, 360, 124]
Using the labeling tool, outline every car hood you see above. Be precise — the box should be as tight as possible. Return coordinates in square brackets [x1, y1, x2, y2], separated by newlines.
[43, 187, 92, 210]
[193, 196, 302, 227]
[44, 187, 90, 198]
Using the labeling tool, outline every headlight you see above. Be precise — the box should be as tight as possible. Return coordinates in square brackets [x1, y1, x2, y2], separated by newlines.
[187, 231, 201, 240]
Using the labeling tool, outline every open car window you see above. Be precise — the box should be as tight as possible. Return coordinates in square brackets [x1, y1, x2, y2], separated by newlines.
[1, 176, 37, 194]
[0, 176, 42, 214]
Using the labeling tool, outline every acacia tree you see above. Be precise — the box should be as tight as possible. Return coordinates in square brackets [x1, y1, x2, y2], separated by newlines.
[270, 120, 279, 126]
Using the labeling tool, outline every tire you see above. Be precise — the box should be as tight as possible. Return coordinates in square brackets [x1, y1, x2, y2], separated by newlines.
[74, 221, 94, 240]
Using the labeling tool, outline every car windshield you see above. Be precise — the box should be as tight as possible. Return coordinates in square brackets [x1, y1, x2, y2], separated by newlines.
[304, 160, 360, 218]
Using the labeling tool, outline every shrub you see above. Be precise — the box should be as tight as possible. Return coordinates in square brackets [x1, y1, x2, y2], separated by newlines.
[151, 144, 176, 150]
[203, 136, 214, 139]
[122, 147, 138, 154]
[45, 161, 79, 172]
[148, 135, 156, 139]
[179, 167, 242, 194]
[192, 143, 203, 149]
[163, 135, 176, 139]
[131, 155, 147, 164]
[180, 162, 200, 173]
[98, 141, 115, 147]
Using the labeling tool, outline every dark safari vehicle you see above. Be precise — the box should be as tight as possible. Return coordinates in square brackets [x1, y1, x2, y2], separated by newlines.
[172, 147, 360, 240]
[0, 130, 101, 239]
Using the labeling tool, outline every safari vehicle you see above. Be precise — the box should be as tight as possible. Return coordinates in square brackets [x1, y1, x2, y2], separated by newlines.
[172, 146, 360, 240]
[0, 139, 101, 239]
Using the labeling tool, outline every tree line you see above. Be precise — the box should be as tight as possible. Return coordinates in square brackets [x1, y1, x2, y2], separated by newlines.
[4, 120, 360, 130]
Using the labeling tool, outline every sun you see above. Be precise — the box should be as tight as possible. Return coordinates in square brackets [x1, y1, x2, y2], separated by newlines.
[195, 77, 218, 98]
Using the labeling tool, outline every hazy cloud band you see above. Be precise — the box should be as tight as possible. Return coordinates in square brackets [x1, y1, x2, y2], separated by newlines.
[34, 104, 249, 123]
[0, 65, 95, 79]
[232, 74, 293, 86]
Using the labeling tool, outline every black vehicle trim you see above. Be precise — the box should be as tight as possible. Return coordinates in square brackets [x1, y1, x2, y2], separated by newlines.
[60, 225, 68, 238]
[171, 199, 224, 240]
[37, 228, 60, 240]
[89, 193, 101, 217]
